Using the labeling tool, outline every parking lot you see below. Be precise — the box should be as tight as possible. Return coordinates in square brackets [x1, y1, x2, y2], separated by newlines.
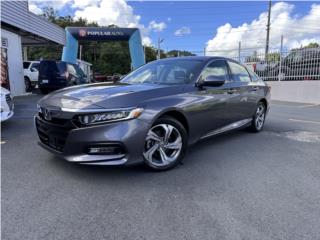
[1, 95, 320, 240]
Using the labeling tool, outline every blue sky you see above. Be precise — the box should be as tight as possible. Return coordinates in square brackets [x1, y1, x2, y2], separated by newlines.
[129, 1, 318, 52]
[30, 1, 320, 55]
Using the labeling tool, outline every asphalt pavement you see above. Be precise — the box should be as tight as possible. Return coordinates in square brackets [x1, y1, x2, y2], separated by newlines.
[1, 95, 320, 240]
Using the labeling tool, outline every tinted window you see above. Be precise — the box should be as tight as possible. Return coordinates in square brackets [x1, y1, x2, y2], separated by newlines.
[39, 61, 66, 76]
[121, 60, 202, 85]
[57, 62, 67, 74]
[228, 61, 251, 82]
[201, 60, 229, 81]
[23, 62, 30, 69]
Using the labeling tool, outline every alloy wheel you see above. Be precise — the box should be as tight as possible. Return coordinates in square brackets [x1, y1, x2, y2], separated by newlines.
[143, 123, 183, 167]
[255, 103, 265, 130]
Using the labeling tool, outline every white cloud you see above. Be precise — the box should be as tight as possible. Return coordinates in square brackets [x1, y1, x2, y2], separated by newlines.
[148, 20, 167, 32]
[174, 26, 191, 36]
[206, 2, 320, 57]
[73, 0, 152, 45]
[29, 0, 70, 11]
[28, 0, 153, 46]
[28, 3, 43, 14]
[167, 17, 172, 22]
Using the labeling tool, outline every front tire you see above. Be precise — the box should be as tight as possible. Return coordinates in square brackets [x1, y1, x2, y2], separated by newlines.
[249, 102, 266, 132]
[143, 116, 188, 171]
[39, 88, 48, 94]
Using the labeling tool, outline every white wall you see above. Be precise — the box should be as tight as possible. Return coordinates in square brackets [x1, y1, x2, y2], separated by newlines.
[1, 29, 25, 96]
[267, 81, 320, 104]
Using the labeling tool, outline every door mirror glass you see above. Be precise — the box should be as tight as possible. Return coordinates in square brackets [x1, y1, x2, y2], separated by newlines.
[203, 75, 225, 87]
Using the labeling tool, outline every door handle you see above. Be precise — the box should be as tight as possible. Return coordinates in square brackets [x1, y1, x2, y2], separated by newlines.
[251, 86, 259, 92]
[227, 88, 237, 94]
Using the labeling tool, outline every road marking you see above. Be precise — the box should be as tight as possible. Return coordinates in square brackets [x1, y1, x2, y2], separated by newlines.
[272, 103, 319, 108]
[289, 118, 320, 124]
[297, 104, 320, 108]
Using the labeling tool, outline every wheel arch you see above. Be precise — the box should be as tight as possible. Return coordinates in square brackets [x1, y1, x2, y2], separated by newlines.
[153, 109, 189, 135]
[259, 98, 268, 109]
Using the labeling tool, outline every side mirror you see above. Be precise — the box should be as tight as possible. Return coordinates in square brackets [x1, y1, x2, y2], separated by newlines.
[202, 75, 225, 87]
[31, 67, 38, 72]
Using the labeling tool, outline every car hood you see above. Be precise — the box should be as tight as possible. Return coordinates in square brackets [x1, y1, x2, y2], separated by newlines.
[39, 82, 185, 110]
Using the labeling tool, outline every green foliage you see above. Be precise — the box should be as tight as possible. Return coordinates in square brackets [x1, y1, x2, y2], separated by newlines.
[266, 52, 280, 62]
[167, 50, 195, 57]
[304, 42, 319, 48]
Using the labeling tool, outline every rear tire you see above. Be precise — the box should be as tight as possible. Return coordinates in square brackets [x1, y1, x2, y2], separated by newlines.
[143, 116, 188, 171]
[24, 77, 32, 92]
[248, 102, 266, 132]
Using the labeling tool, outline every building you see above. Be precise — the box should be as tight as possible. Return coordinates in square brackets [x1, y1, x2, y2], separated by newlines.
[1, 1, 65, 96]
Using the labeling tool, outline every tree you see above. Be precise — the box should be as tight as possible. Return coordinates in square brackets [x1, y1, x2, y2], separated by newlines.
[266, 52, 280, 62]
[305, 42, 319, 48]
[167, 50, 195, 57]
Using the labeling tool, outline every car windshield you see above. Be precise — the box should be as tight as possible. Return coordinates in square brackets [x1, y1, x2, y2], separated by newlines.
[121, 59, 203, 85]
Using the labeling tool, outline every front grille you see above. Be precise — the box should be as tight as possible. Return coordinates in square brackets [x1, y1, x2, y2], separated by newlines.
[36, 116, 75, 152]
[38, 111, 70, 125]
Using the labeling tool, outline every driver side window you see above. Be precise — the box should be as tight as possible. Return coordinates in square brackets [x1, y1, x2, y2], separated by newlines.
[201, 60, 229, 82]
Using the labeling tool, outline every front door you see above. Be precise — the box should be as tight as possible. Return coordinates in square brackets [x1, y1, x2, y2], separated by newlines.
[186, 59, 241, 138]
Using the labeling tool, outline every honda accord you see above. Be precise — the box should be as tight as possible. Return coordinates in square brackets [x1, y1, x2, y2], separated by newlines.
[35, 57, 270, 170]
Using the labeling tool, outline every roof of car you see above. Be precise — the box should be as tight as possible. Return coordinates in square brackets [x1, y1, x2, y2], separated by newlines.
[159, 56, 235, 63]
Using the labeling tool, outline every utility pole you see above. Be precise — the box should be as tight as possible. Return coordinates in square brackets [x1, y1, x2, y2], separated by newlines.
[278, 35, 283, 81]
[157, 37, 164, 60]
[238, 41, 241, 62]
[265, 0, 272, 61]
[79, 45, 83, 60]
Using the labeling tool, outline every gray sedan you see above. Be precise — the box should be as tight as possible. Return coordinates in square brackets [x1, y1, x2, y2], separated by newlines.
[35, 57, 270, 170]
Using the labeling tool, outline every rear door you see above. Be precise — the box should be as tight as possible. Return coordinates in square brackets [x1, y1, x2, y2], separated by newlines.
[227, 60, 256, 120]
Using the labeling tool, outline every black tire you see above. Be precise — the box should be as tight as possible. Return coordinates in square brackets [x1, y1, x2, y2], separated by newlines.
[39, 88, 48, 94]
[24, 77, 32, 92]
[143, 116, 188, 171]
[248, 101, 266, 132]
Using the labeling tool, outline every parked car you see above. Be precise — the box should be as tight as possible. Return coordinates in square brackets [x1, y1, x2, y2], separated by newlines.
[92, 71, 108, 82]
[35, 57, 270, 171]
[110, 73, 123, 82]
[38, 60, 88, 94]
[257, 48, 320, 80]
[23, 61, 40, 91]
[0, 87, 14, 122]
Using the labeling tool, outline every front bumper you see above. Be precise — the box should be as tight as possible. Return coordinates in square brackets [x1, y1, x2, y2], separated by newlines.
[35, 115, 150, 165]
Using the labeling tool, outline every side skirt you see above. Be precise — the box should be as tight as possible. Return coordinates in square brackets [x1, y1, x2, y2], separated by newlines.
[200, 118, 252, 140]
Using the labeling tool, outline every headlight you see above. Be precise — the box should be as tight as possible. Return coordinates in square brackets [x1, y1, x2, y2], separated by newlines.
[78, 108, 143, 125]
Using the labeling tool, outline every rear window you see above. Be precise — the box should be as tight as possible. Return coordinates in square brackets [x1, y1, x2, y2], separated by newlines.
[23, 62, 30, 69]
[247, 68, 261, 82]
[39, 61, 66, 75]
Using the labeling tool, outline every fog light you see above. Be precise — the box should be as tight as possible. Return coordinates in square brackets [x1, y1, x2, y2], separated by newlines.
[87, 145, 125, 155]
